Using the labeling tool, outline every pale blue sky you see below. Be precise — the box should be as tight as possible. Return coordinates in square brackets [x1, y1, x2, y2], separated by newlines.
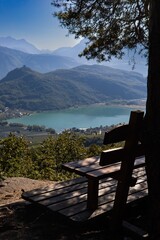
[0, 0, 80, 50]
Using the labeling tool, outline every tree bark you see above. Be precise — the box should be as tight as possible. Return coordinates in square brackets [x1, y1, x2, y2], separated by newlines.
[144, 1, 160, 239]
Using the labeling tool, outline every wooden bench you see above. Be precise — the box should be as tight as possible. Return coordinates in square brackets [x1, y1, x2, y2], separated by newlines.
[22, 166, 147, 222]
[62, 154, 145, 211]
[22, 111, 148, 236]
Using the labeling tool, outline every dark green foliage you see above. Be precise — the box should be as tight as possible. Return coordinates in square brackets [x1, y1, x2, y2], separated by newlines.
[53, 131, 86, 169]
[0, 130, 123, 181]
[0, 133, 34, 177]
[27, 125, 46, 132]
[84, 135, 104, 147]
[31, 136, 57, 180]
[0, 132, 86, 181]
[87, 144, 102, 157]
[52, 0, 149, 61]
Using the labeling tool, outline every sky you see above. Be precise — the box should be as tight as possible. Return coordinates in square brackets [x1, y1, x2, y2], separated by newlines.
[0, 0, 80, 50]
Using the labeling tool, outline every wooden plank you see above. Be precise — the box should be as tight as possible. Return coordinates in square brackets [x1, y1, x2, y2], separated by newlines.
[59, 191, 116, 217]
[86, 162, 121, 179]
[103, 124, 129, 144]
[100, 146, 145, 166]
[42, 191, 88, 211]
[22, 177, 87, 198]
[87, 157, 145, 179]
[63, 155, 145, 182]
[62, 156, 99, 170]
[48, 178, 117, 211]
[123, 221, 149, 239]
[63, 158, 121, 179]
[22, 174, 148, 223]
[134, 157, 145, 168]
[133, 166, 146, 175]
[38, 186, 87, 207]
[57, 178, 147, 221]
[63, 155, 145, 180]
[69, 186, 148, 222]
[100, 147, 126, 165]
[69, 206, 111, 222]
[31, 183, 87, 202]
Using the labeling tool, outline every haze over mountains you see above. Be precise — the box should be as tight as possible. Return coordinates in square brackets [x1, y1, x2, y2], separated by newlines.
[0, 36, 147, 80]
[0, 65, 146, 111]
[0, 36, 40, 54]
[52, 39, 148, 76]
[0, 36, 147, 112]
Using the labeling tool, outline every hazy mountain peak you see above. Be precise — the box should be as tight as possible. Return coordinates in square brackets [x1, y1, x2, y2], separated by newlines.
[0, 36, 40, 54]
[1, 65, 40, 82]
[0, 45, 81, 79]
[52, 39, 148, 76]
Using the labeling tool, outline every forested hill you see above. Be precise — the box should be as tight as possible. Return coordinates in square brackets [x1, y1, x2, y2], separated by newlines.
[0, 65, 146, 111]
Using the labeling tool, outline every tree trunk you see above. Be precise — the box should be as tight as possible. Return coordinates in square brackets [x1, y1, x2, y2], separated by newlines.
[144, 1, 160, 239]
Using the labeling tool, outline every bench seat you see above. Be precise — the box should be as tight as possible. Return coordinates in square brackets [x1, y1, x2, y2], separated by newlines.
[22, 166, 147, 222]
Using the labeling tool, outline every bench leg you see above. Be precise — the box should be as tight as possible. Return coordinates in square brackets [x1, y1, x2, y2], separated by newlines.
[87, 179, 99, 210]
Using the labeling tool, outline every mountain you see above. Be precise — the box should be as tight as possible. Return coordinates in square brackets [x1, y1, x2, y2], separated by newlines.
[0, 37, 147, 79]
[0, 65, 146, 111]
[53, 39, 87, 62]
[53, 39, 148, 76]
[0, 36, 40, 54]
[0, 46, 80, 79]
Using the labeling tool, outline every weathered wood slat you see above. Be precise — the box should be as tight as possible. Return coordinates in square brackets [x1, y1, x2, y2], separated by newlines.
[22, 165, 147, 222]
[22, 177, 87, 198]
[103, 124, 129, 144]
[86, 157, 145, 179]
[28, 182, 87, 202]
[123, 221, 149, 239]
[63, 156, 145, 181]
[48, 193, 87, 212]
[63, 156, 99, 169]
[100, 146, 145, 166]
[100, 147, 125, 165]
[86, 163, 121, 178]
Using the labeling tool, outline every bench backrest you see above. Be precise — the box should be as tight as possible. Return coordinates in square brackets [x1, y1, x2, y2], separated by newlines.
[100, 110, 145, 166]
[99, 110, 145, 230]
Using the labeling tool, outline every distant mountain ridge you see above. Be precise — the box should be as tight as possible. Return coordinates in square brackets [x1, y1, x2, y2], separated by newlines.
[0, 65, 146, 111]
[53, 39, 148, 76]
[0, 36, 40, 54]
[0, 46, 80, 79]
[0, 36, 147, 79]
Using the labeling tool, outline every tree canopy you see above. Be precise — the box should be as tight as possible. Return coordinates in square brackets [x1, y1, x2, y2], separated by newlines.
[52, 0, 149, 61]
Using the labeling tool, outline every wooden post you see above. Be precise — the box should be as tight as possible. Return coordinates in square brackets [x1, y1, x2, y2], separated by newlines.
[87, 178, 99, 210]
[110, 111, 144, 232]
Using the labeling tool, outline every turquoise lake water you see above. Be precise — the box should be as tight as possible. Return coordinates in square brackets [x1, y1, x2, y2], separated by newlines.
[8, 105, 144, 132]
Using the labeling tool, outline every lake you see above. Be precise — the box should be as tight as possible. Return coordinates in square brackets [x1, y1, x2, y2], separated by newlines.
[8, 105, 144, 133]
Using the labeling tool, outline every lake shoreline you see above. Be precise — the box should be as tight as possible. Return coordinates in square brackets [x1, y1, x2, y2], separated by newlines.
[4, 99, 146, 121]
[4, 104, 145, 123]
[6, 103, 146, 133]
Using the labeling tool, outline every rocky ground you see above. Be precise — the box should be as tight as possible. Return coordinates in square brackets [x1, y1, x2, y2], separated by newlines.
[0, 177, 146, 240]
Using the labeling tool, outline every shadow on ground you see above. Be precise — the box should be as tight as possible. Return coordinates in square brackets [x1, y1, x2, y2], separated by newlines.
[0, 199, 148, 240]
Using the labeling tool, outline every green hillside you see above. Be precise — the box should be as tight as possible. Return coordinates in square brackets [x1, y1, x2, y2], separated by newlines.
[0, 65, 147, 111]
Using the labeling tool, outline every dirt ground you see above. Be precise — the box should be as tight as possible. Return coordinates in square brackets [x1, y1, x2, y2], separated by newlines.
[0, 177, 145, 240]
